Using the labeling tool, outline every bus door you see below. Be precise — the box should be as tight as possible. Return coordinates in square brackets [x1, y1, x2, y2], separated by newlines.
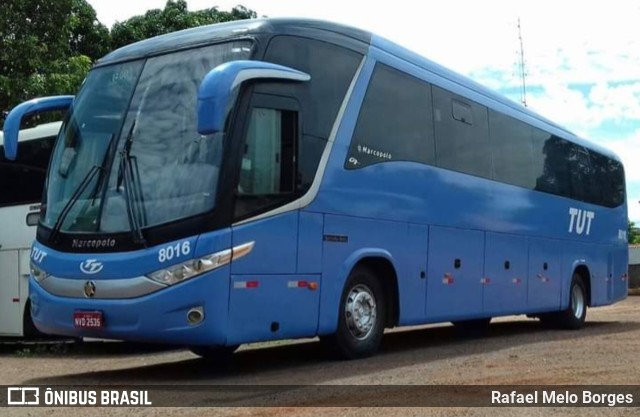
[227, 93, 321, 344]
[0, 129, 56, 336]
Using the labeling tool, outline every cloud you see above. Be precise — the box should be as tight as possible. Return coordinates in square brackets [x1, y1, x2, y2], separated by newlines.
[602, 130, 640, 181]
[511, 82, 640, 138]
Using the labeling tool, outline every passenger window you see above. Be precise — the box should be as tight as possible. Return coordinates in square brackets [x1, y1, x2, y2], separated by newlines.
[346, 63, 435, 169]
[235, 106, 298, 219]
[433, 86, 492, 178]
[489, 110, 534, 188]
[533, 132, 573, 197]
[568, 145, 591, 203]
[606, 158, 625, 207]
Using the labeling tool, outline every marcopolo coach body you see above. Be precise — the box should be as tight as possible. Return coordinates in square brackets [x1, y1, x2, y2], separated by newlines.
[3, 18, 628, 359]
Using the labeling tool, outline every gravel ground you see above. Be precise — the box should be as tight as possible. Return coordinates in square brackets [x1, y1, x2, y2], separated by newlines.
[2, 297, 639, 416]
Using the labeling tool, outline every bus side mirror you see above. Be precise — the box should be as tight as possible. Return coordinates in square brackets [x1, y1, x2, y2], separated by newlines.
[3, 95, 74, 160]
[197, 60, 310, 135]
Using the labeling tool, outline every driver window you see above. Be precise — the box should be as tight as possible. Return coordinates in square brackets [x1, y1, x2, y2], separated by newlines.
[235, 104, 298, 219]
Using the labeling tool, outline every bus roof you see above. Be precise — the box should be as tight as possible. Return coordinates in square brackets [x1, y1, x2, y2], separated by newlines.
[0, 121, 61, 147]
[98, 18, 371, 66]
[97, 18, 619, 162]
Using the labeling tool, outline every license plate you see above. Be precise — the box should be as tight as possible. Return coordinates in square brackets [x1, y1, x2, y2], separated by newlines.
[73, 311, 103, 329]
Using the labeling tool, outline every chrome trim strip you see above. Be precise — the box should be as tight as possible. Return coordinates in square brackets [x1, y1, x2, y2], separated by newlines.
[234, 56, 367, 226]
[232, 241, 255, 261]
[200, 248, 232, 270]
[38, 275, 167, 299]
[37, 241, 256, 299]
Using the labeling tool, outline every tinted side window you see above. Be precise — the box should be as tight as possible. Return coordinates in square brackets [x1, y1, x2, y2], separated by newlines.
[567, 144, 592, 203]
[532, 129, 625, 207]
[262, 36, 362, 190]
[0, 135, 55, 206]
[589, 152, 607, 206]
[608, 159, 626, 207]
[433, 86, 492, 178]
[532, 130, 573, 197]
[262, 36, 361, 140]
[489, 110, 534, 188]
[591, 152, 625, 207]
[346, 64, 434, 169]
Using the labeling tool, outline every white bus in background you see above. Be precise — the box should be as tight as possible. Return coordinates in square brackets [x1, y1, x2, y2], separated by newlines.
[0, 121, 61, 337]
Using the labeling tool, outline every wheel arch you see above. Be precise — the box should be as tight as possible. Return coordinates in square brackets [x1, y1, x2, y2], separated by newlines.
[318, 248, 400, 334]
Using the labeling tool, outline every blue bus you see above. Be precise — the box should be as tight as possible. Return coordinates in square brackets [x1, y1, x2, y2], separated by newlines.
[3, 18, 628, 360]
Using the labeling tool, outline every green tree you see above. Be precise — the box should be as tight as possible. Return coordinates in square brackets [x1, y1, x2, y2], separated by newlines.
[68, 0, 111, 60]
[1, 0, 257, 125]
[111, 0, 257, 50]
[629, 220, 640, 244]
[0, 0, 108, 122]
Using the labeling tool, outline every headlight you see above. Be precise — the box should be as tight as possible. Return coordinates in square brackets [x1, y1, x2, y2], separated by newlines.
[30, 262, 50, 282]
[146, 241, 254, 286]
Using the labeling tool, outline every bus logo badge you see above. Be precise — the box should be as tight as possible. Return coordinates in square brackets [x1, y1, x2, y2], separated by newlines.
[83, 281, 97, 298]
[80, 259, 103, 275]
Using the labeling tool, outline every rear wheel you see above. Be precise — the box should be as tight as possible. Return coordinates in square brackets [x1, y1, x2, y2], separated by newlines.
[323, 266, 385, 359]
[541, 274, 587, 329]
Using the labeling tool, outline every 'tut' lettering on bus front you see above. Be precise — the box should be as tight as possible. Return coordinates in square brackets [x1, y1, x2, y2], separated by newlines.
[31, 247, 47, 263]
[568, 207, 595, 236]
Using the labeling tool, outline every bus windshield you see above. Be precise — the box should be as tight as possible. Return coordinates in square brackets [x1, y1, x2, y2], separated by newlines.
[44, 41, 253, 234]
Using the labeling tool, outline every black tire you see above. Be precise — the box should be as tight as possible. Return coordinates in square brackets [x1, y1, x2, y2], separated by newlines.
[189, 345, 238, 365]
[541, 274, 587, 330]
[23, 301, 46, 339]
[452, 317, 492, 337]
[323, 265, 385, 359]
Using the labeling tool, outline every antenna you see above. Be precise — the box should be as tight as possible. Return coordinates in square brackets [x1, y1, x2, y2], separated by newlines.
[517, 17, 528, 107]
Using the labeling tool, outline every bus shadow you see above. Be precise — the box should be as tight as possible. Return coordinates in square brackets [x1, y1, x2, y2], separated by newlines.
[24, 318, 640, 385]
[0, 338, 178, 357]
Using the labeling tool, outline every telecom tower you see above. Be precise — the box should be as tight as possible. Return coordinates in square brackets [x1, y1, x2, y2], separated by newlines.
[517, 17, 528, 107]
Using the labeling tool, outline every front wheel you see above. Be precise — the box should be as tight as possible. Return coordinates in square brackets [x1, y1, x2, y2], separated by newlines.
[323, 266, 385, 359]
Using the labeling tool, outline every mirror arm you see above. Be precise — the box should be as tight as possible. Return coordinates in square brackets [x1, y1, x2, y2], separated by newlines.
[3, 95, 74, 160]
[197, 61, 310, 135]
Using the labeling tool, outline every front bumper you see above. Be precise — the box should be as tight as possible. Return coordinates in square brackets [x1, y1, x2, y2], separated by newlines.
[29, 269, 231, 346]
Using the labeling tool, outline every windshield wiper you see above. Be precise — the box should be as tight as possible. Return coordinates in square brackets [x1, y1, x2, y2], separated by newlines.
[49, 165, 101, 243]
[117, 121, 147, 245]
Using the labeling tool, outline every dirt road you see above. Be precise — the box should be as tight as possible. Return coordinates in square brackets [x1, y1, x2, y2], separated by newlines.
[2, 297, 640, 416]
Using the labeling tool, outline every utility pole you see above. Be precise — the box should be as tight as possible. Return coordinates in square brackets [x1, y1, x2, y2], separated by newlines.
[517, 17, 528, 107]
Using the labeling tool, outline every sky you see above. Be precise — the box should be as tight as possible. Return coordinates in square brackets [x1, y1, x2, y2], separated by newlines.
[88, 0, 640, 221]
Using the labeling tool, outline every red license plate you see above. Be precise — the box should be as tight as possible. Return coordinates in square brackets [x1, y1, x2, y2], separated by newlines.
[73, 311, 103, 329]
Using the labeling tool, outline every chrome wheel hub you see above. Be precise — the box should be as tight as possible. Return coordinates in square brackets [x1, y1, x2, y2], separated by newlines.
[571, 284, 585, 319]
[345, 284, 377, 340]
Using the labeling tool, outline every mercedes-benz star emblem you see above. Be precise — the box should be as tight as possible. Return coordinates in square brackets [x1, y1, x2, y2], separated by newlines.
[84, 281, 97, 298]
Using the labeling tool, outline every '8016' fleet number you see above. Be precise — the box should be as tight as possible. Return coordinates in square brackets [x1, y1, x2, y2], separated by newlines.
[158, 241, 191, 263]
